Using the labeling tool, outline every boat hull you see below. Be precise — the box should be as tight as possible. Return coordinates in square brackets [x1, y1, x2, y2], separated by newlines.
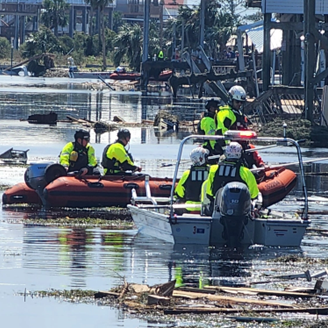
[128, 205, 212, 244]
[2, 175, 174, 208]
[129, 205, 310, 247]
[2, 168, 297, 208]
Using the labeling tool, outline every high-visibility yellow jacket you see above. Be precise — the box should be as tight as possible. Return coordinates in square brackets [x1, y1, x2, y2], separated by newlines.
[59, 142, 97, 172]
[206, 161, 259, 199]
[199, 114, 216, 151]
[102, 141, 137, 174]
[216, 105, 248, 136]
[175, 165, 209, 211]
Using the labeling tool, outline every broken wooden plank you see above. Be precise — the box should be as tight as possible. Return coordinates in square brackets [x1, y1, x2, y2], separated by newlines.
[172, 290, 295, 308]
[147, 295, 170, 306]
[262, 269, 312, 281]
[226, 316, 279, 323]
[176, 287, 216, 294]
[205, 286, 316, 298]
[129, 284, 150, 293]
[151, 280, 176, 297]
[164, 306, 328, 315]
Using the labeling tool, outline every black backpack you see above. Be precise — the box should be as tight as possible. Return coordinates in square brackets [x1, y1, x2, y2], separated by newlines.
[197, 117, 205, 135]
[101, 144, 111, 168]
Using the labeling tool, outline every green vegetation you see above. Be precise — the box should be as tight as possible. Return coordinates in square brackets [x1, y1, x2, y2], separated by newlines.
[7, 0, 258, 71]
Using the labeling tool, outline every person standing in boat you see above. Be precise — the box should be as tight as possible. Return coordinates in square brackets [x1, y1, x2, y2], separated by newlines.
[59, 129, 98, 175]
[215, 85, 265, 169]
[205, 142, 259, 214]
[197, 98, 221, 163]
[174, 147, 209, 213]
[102, 128, 142, 175]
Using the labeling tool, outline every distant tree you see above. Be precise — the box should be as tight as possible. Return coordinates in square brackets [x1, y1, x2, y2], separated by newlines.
[0, 37, 11, 59]
[20, 26, 62, 58]
[58, 34, 74, 55]
[112, 11, 123, 33]
[113, 23, 143, 71]
[85, 0, 113, 70]
[41, 0, 69, 37]
[164, 0, 234, 56]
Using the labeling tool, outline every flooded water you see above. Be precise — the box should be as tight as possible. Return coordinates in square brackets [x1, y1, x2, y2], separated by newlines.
[1, 75, 328, 327]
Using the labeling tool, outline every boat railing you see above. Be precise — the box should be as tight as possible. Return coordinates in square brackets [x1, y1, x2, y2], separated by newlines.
[169, 131, 308, 220]
[131, 175, 171, 206]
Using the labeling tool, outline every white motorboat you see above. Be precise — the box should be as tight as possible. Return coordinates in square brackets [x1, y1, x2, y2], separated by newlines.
[128, 131, 311, 247]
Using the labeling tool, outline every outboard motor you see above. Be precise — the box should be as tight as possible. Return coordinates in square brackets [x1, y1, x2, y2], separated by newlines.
[24, 163, 67, 206]
[215, 182, 252, 247]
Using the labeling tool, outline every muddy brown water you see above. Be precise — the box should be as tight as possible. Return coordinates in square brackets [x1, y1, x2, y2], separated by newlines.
[1, 76, 328, 327]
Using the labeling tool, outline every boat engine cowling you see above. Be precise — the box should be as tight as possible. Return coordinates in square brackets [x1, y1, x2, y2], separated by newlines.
[25, 163, 67, 191]
[214, 182, 252, 247]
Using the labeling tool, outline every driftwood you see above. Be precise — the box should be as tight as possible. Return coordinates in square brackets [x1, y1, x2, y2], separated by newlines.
[164, 306, 328, 315]
[172, 290, 294, 308]
[204, 286, 316, 298]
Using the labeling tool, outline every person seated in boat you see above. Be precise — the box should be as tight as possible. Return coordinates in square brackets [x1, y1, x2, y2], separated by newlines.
[215, 85, 264, 169]
[205, 142, 260, 215]
[59, 129, 99, 175]
[102, 128, 142, 175]
[115, 66, 126, 73]
[174, 147, 210, 214]
[197, 98, 220, 163]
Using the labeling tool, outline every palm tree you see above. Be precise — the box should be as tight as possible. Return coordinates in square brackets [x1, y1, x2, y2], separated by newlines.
[113, 23, 143, 71]
[41, 0, 69, 37]
[85, 0, 113, 70]
[164, 0, 235, 57]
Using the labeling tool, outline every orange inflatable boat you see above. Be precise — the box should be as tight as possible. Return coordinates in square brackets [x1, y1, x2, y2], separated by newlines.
[258, 167, 297, 208]
[2, 167, 297, 209]
[2, 174, 174, 208]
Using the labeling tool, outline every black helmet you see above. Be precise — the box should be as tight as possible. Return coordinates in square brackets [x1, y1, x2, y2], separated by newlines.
[74, 129, 90, 141]
[117, 128, 131, 139]
[205, 98, 219, 110]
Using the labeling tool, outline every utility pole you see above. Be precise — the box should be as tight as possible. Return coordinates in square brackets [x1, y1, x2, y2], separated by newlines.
[142, 0, 150, 62]
[10, 37, 14, 72]
[199, 0, 205, 48]
[142, 0, 151, 90]
[262, 13, 271, 91]
[304, 0, 315, 122]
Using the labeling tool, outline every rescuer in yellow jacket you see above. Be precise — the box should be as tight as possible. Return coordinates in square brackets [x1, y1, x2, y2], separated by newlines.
[59, 129, 98, 175]
[216, 85, 248, 135]
[174, 147, 209, 213]
[206, 142, 259, 210]
[198, 98, 220, 160]
[158, 50, 164, 60]
[102, 129, 142, 175]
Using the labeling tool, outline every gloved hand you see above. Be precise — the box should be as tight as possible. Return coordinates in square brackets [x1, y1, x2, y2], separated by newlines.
[134, 166, 142, 172]
[78, 167, 89, 176]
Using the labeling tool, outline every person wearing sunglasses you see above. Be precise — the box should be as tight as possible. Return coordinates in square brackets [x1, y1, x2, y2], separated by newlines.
[60, 129, 98, 175]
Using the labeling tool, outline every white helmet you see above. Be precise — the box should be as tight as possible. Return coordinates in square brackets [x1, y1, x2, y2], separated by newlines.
[190, 147, 209, 166]
[225, 142, 243, 160]
[228, 85, 246, 102]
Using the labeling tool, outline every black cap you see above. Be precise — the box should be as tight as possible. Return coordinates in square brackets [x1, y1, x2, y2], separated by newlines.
[205, 98, 219, 110]
[117, 128, 131, 139]
[74, 129, 90, 140]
